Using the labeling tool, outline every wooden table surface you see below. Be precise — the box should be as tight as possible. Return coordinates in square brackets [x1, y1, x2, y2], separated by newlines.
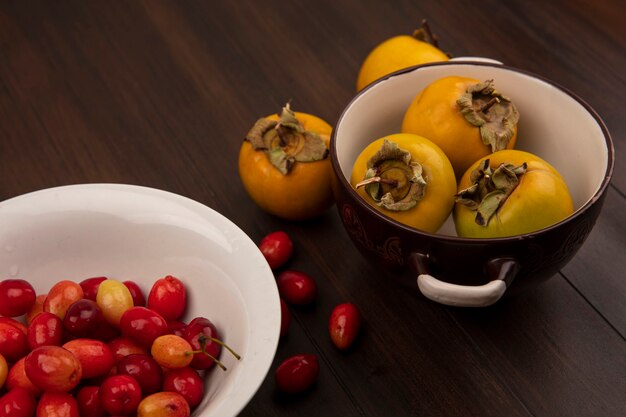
[1, 1, 624, 416]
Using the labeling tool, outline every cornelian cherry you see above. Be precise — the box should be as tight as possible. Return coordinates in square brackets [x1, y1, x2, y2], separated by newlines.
[0, 387, 37, 417]
[150, 335, 193, 369]
[24, 346, 82, 392]
[0, 279, 36, 317]
[259, 231, 293, 269]
[147, 276, 187, 321]
[27, 312, 63, 349]
[117, 354, 163, 395]
[0, 322, 29, 361]
[37, 392, 79, 417]
[63, 299, 104, 338]
[162, 366, 204, 408]
[99, 374, 142, 415]
[274, 354, 319, 394]
[182, 317, 222, 371]
[182, 317, 240, 371]
[328, 303, 361, 350]
[119, 306, 168, 348]
[76, 386, 106, 417]
[63, 338, 115, 379]
[276, 270, 317, 305]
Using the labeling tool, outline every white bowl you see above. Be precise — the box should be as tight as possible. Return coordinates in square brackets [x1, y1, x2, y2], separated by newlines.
[0, 183, 280, 416]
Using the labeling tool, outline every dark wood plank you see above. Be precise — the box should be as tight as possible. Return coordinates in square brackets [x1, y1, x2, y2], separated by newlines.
[0, 1, 624, 416]
[233, 213, 626, 416]
[562, 187, 626, 337]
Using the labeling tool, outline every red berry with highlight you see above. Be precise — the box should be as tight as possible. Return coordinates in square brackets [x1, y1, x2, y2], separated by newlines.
[275, 354, 319, 394]
[276, 270, 317, 305]
[147, 276, 187, 321]
[259, 231, 293, 269]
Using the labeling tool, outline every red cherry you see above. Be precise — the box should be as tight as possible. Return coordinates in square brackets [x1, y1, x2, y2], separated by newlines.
[0, 322, 29, 361]
[43, 280, 84, 320]
[259, 231, 293, 269]
[147, 276, 187, 321]
[0, 279, 36, 317]
[137, 392, 189, 417]
[276, 270, 317, 305]
[76, 386, 106, 417]
[0, 387, 37, 417]
[98, 374, 142, 416]
[63, 299, 104, 338]
[37, 392, 79, 417]
[119, 306, 168, 348]
[274, 354, 319, 394]
[328, 303, 361, 350]
[182, 317, 221, 370]
[123, 280, 146, 306]
[63, 338, 115, 380]
[24, 346, 82, 392]
[78, 277, 107, 301]
[162, 366, 204, 408]
[116, 354, 163, 395]
[27, 311, 63, 349]
[279, 298, 290, 338]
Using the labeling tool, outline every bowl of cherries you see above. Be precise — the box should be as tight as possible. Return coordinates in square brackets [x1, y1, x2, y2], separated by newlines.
[0, 184, 281, 417]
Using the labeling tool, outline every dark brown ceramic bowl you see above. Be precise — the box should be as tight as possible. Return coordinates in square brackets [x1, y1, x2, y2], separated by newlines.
[330, 61, 614, 307]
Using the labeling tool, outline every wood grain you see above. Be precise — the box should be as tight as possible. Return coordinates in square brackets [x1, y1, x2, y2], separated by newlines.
[0, 1, 624, 416]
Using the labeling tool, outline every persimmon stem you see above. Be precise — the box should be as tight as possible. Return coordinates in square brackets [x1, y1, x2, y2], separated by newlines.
[420, 19, 439, 48]
[355, 176, 398, 189]
[480, 97, 501, 113]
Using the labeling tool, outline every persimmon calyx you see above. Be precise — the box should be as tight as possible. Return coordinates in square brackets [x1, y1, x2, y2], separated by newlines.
[245, 103, 328, 174]
[412, 19, 451, 57]
[455, 159, 527, 226]
[355, 139, 427, 211]
[456, 80, 520, 153]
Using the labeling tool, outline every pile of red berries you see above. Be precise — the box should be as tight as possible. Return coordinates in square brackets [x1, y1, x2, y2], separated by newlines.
[258, 231, 362, 394]
[0, 275, 238, 417]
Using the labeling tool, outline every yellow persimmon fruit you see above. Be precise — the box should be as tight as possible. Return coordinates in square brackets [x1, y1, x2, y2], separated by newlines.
[454, 150, 574, 238]
[356, 21, 449, 91]
[402, 76, 520, 178]
[239, 103, 333, 220]
[351, 133, 456, 233]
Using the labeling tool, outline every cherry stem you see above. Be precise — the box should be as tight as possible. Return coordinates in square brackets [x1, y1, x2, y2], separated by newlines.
[480, 97, 500, 113]
[188, 349, 227, 371]
[355, 176, 398, 189]
[205, 336, 242, 360]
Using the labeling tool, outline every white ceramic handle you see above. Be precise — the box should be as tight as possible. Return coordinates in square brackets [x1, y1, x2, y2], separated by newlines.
[409, 254, 519, 308]
[417, 274, 506, 307]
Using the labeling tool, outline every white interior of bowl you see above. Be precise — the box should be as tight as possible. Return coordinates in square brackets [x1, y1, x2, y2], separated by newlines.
[335, 62, 609, 235]
[0, 184, 280, 417]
